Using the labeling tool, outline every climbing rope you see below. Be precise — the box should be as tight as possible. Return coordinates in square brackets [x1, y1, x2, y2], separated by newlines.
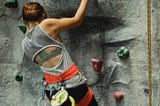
[147, 0, 152, 106]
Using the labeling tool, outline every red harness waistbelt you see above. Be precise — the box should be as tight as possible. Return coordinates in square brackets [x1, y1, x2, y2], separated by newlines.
[76, 88, 93, 106]
[43, 63, 79, 84]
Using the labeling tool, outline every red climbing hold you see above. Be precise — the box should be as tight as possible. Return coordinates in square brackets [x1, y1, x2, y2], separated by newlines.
[113, 91, 124, 101]
[91, 58, 102, 72]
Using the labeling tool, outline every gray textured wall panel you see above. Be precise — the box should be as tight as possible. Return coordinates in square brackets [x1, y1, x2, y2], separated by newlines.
[0, 0, 160, 106]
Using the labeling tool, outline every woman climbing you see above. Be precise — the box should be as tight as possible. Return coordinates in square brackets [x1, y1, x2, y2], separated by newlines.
[21, 0, 98, 106]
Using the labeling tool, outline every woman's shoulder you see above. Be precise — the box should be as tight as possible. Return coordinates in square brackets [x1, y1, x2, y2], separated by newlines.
[40, 18, 58, 27]
[39, 19, 57, 34]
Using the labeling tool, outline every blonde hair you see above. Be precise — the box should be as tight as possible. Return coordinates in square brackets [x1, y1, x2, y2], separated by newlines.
[22, 2, 46, 22]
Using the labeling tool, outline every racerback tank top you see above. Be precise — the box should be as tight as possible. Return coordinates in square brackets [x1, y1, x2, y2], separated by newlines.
[22, 25, 86, 88]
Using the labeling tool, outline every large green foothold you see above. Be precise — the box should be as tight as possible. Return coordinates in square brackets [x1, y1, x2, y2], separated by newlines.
[18, 23, 27, 34]
[117, 46, 129, 59]
[3, 0, 18, 8]
[15, 72, 23, 81]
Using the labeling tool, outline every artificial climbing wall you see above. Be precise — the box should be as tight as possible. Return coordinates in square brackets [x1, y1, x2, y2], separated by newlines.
[0, 0, 160, 106]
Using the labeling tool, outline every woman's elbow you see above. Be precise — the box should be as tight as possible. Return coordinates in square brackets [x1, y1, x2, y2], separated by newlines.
[74, 17, 84, 27]
[76, 20, 83, 27]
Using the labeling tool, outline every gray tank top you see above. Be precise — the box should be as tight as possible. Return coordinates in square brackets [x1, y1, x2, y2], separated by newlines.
[22, 25, 86, 88]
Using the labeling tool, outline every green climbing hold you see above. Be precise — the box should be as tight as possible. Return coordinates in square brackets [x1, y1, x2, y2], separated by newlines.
[117, 46, 129, 59]
[15, 71, 23, 81]
[18, 23, 27, 34]
[3, 0, 18, 8]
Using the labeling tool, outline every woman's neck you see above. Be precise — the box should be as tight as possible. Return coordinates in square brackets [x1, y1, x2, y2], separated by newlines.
[27, 21, 40, 30]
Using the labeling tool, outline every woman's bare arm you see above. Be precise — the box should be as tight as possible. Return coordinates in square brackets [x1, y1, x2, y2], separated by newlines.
[40, 0, 88, 31]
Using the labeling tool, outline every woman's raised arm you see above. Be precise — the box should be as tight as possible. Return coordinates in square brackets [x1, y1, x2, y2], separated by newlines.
[40, 0, 88, 31]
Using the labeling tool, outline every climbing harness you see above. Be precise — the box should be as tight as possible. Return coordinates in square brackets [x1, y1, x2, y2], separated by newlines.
[76, 88, 93, 106]
[147, 0, 152, 106]
[39, 81, 76, 106]
[38, 63, 77, 106]
[38, 90, 47, 106]
[43, 63, 79, 84]
[42, 64, 93, 106]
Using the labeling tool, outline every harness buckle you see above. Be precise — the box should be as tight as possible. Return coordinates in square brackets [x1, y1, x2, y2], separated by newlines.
[57, 80, 66, 89]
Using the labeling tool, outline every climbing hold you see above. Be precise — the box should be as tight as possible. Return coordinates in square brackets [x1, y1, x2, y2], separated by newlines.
[18, 22, 27, 34]
[91, 58, 102, 72]
[113, 91, 124, 101]
[3, 0, 18, 8]
[144, 86, 149, 93]
[117, 46, 129, 59]
[15, 71, 23, 81]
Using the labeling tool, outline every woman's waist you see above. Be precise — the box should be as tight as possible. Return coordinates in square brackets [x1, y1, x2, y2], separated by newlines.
[43, 72, 87, 90]
[41, 63, 87, 89]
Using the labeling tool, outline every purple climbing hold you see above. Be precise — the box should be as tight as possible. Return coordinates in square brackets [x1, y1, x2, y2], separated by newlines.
[144, 86, 149, 93]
